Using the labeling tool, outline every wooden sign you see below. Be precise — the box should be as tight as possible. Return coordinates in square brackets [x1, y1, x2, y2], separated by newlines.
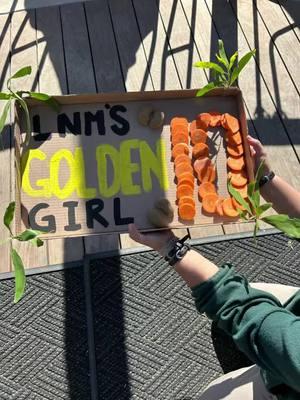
[14, 88, 253, 238]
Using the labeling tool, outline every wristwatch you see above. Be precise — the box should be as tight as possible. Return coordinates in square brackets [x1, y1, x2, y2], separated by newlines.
[259, 171, 275, 188]
[164, 233, 191, 266]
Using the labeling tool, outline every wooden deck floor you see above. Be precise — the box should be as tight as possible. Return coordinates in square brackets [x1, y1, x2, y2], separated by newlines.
[0, 0, 299, 272]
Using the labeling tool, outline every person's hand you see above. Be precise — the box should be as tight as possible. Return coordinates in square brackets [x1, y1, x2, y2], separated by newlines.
[128, 224, 176, 254]
[247, 135, 272, 176]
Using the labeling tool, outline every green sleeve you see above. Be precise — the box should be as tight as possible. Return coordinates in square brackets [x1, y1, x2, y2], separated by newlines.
[191, 264, 300, 392]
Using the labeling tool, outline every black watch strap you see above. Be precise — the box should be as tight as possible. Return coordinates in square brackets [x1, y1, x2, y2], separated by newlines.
[164, 233, 191, 266]
[259, 171, 275, 188]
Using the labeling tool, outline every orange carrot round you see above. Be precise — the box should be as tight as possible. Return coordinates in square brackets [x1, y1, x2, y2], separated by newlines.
[178, 196, 195, 207]
[171, 124, 189, 136]
[227, 156, 245, 171]
[228, 171, 248, 187]
[177, 172, 194, 188]
[192, 142, 209, 159]
[178, 202, 196, 220]
[198, 164, 216, 183]
[175, 162, 193, 177]
[202, 193, 219, 214]
[222, 197, 239, 217]
[189, 120, 197, 134]
[171, 117, 188, 127]
[172, 133, 189, 146]
[227, 143, 244, 157]
[190, 128, 207, 145]
[222, 113, 240, 133]
[216, 198, 225, 216]
[198, 182, 216, 200]
[209, 111, 222, 127]
[196, 113, 211, 130]
[226, 131, 242, 146]
[176, 184, 194, 199]
[193, 157, 210, 174]
[172, 143, 189, 159]
[232, 197, 246, 211]
[174, 154, 191, 165]
[234, 185, 248, 198]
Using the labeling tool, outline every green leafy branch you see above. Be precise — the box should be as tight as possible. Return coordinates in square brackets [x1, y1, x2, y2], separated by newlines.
[0, 66, 60, 303]
[228, 162, 300, 242]
[3, 201, 44, 303]
[194, 39, 256, 97]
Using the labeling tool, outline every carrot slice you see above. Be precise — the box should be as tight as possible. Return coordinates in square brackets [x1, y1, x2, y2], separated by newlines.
[228, 171, 248, 187]
[178, 203, 196, 220]
[175, 162, 193, 177]
[198, 164, 216, 183]
[172, 133, 189, 146]
[171, 124, 189, 136]
[227, 143, 244, 157]
[202, 193, 219, 214]
[227, 156, 245, 171]
[172, 143, 189, 159]
[189, 120, 197, 134]
[234, 185, 248, 198]
[198, 182, 216, 200]
[209, 111, 222, 127]
[226, 131, 242, 146]
[171, 117, 188, 127]
[190, 128, 207, 145]
[176, 184, 194, 199]
[216, 198, 225, 216]
[177, 174, 194, 189]
[193, 157, 210, 174]
[192, 143, 209, 159]
[174, 154, 191, 165]
[222, 113, 240, 133]
[178, 196, 195, 207]
[222, 197, 239, 217]
[196, 113, 211, 130]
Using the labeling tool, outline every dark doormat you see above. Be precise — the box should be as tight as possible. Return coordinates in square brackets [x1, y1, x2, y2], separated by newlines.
[0, 233, 299, 399]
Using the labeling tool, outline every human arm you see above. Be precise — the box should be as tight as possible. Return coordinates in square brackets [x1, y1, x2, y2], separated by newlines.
[129, 224, 300, 391]
[247, 135, 300, 217]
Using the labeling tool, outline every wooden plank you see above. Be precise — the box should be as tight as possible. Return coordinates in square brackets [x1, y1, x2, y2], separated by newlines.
[252, 0, 300, 160]
[277, 0, 300, 41]
[255, 0, 299, 91]
[84, 0, 124, 92]
[107, 0, 153, 91]
[11, 10, 49, 268]
[36, 6, 67, 94]
[132, 0, 180, 90]
[228, 0, 300, 186]
[0, 0, 94, 15]
[0, 13, 12, 273]
[60, 2, 96, 93]
[223, 222, 255, 235]
[47, 237, 84, 265]
[157, 0, 206, 89]
[189, 224, 224, 239]
[85, 234, 120, 254]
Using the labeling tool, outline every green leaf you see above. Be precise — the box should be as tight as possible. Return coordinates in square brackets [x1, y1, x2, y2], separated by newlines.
[28, 92, 60, 113]
[230, 50, 256, 85]
[216, 54, 228, 70]
[11, 248, 26, 303]
[193, 61, 225, 75]
[237, 209, 248, 220]
[262, 215, 300, 239]
[256, 202, 273, 217]
[30, 237, 44, 247]
[0, 93, 11, 100]
[4, 201, 15, 235]
[228, 51, 238, 71]
[0, 100, 11, 135]
[247, 181, 260, 211]
[228, 180, 252, 214]
[14, 229, 41, 242]
[8, 66, 32, 82]
[196, 82, 217, 97]
[218, 40, 229, 67]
